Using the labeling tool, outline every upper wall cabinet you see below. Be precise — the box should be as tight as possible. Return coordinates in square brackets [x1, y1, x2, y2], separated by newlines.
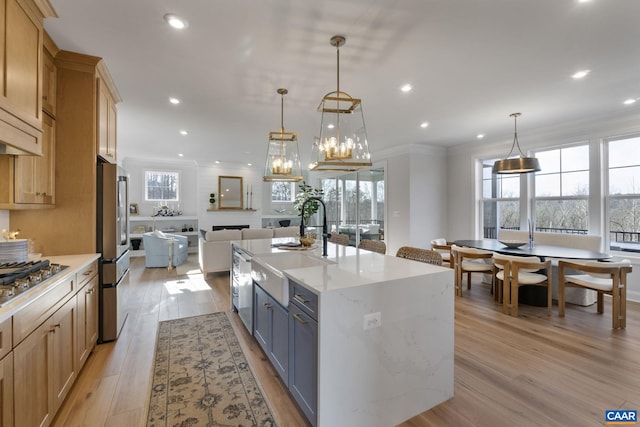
[96, 63, 120, 163]
[0, 0, 56, 155]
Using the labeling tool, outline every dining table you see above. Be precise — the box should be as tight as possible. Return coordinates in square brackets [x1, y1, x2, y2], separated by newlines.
[453, 239, 611, 307]
[453, 239, 611, 260]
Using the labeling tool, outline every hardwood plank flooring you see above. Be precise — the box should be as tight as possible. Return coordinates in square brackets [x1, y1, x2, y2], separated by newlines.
[52, 256, 640, 427]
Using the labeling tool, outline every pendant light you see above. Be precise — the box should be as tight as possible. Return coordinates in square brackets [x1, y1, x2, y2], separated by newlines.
[492, 112, 541, 174]
[309, 35, 372, 172]
[263, 88, 303, 182]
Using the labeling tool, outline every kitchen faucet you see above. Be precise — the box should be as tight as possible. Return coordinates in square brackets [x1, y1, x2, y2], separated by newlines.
[299, 197, 329, 257]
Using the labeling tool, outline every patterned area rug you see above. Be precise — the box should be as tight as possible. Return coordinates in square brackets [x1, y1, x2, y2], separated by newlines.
[146, 312, 279, 427]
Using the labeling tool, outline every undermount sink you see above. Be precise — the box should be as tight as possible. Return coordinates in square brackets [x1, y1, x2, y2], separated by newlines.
[251, 253, 331, 305]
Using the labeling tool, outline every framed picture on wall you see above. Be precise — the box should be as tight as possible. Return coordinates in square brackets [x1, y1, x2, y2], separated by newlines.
[129, 203, 139, 216]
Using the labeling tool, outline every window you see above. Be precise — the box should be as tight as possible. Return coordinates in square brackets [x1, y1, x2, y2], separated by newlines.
[481, 158, 520, 238]
[533, 144, 589, 234]
[145, 171, 179, 202]
[607, 135, 640, 251]
[271, 182, 295, 202]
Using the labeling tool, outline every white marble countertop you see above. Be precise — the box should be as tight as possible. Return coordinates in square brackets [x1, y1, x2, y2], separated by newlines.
[233, 238, 448, 295]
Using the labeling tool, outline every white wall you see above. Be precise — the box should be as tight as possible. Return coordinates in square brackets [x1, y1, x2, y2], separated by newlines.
[0, 210, 9, 233]
[375, 144, 448, 256]
[445, 110, 640, 301]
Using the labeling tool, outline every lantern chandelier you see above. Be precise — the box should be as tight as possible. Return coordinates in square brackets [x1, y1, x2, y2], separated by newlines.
[262, 88, 303, 182]
[309, 35, 372, 172]
[492, 112, 541, 174]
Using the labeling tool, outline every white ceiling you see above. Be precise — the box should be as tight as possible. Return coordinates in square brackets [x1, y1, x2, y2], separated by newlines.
[44, 0, 640, 170]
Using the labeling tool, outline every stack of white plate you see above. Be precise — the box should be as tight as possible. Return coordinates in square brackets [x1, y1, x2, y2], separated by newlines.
[0, 239, 29, 263]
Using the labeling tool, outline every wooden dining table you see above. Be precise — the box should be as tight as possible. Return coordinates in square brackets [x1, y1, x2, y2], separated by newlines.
[453, 239, 611, 260]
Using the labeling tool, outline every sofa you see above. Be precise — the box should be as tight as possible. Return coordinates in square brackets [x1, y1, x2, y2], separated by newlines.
[142, 230, 189, 268]
[198, 226, 299, 274]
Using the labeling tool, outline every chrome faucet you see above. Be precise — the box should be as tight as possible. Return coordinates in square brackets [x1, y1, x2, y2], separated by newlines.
[299, 197, 329, 257]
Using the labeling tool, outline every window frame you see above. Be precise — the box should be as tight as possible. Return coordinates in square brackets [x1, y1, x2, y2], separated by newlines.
[144, 170, 180, 202]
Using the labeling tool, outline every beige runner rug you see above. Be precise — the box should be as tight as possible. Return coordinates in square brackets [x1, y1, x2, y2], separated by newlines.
[146, 312, 279, 427]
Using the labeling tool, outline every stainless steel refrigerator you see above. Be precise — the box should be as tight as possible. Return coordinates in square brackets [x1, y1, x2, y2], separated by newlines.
[97, 161, 130, 342]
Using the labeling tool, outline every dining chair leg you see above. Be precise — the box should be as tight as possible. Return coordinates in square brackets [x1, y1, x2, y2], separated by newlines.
[558, 269, 566, 317]
[510, 280, 519, 317]
[620, 275, 627, 329]
[612, 276, 620, 329]
[467, 272, 471, 290]
[502, 278, 510, 315]
[547, 283, 552, 316]
[597, 292, 604, 314]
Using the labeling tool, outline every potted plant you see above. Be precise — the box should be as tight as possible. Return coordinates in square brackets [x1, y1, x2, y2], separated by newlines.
[294, 181, 324, 222]
[209, 193, 216, 209]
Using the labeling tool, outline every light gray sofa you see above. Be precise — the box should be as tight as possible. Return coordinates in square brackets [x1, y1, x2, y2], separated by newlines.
[198, 226, 299, 273]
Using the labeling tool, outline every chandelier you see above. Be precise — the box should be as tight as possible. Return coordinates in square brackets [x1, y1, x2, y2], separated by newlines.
[309, 35, 372, 172]
[262, 88, 303, 182]
[492, 112, 541, 174]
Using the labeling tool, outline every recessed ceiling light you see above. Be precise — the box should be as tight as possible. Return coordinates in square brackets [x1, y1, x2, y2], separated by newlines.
[215, 160, 220, 164]
[247, 163, 252, 166]
[169, 97, 181, 105]
[179, 130, 188, 135]
[578, 0, 591, 3]
[420, 122, 429, 128]
[477, 134, 485, 139]
[164, 14, 188, 30]
[178, 153, 184, 157]
[327, 124, 335, 129]
[572, 69, 590, 79]
[623, 98, 637, 105]
[401, 84, 412, 93]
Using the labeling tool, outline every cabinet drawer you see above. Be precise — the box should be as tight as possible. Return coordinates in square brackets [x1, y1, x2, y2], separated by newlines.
[0, 317, 12, 359]
[13, 274, 75, 344]
[289, 280, 318, 321]
[77, 260, 98, 287]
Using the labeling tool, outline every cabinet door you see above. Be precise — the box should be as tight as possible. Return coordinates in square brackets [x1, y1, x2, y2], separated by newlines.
[14, 112, 55, 204]
[270, 299, 289, 384]
[42, 47, 56, 116]
[0, 352, 13, 427]
[4, 0, 43, 123]
[50, 296, 76, 414]
[14, 318, 53, 427]
[253, 284, 271, 352]
[76, 276, 98, 368]
[96, 76, 117, 163]
[289, 303, 318, 427]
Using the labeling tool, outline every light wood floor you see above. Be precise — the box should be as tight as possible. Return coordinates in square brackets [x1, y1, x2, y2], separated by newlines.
[52, 256, 640, 427]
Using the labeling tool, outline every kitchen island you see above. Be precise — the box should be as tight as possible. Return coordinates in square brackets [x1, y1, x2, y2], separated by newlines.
[232, 238, 454, 427]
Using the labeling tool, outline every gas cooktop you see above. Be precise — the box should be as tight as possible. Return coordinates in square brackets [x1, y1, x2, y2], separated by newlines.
[0, 260, 69, 307]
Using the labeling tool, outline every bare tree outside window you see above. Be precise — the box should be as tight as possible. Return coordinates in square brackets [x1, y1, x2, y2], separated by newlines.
[145, 171, 179, 202]
[608, 135, 640, 251]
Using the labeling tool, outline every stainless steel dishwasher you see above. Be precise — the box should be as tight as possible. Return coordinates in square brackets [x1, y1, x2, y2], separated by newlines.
[232, 247, 253, 332]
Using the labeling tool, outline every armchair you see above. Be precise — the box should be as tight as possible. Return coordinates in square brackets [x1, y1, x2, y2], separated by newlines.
[142, 231, 189, 269]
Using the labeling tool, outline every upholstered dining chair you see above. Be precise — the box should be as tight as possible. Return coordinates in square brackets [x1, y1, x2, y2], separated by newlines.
[328, 233, 350, 246]
[430, 238, 453, 268]
[358, 239, 386, 254]
[492, 253, 552, 317]
[451, 245, 494, 297]
[395, 246, 443, 266]
[558, 259, 632, 329]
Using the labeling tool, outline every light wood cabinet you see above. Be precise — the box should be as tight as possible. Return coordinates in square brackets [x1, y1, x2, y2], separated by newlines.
[11, 51, 120, 255]
[13, 112, 55, 204]
[13, 316, 53, 427]
[0, 0, 55, 155]
[96, 65, 118, 163]
[42, 33, 57, 117]
[76, 273, 98, 368]
[0, 352, 13, 427]
[13, 291, 77, 427]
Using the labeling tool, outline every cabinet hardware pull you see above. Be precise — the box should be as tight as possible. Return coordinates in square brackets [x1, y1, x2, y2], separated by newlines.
[54, 324, 60, 329]
[83, 271, 91, 276]
[293, 313, 308, 324]
[294, 294, 309, 304]
[263, 302, 272, 309]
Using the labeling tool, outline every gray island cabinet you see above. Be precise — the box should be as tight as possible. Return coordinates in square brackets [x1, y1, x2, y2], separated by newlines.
[231, 238, 454, 427]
